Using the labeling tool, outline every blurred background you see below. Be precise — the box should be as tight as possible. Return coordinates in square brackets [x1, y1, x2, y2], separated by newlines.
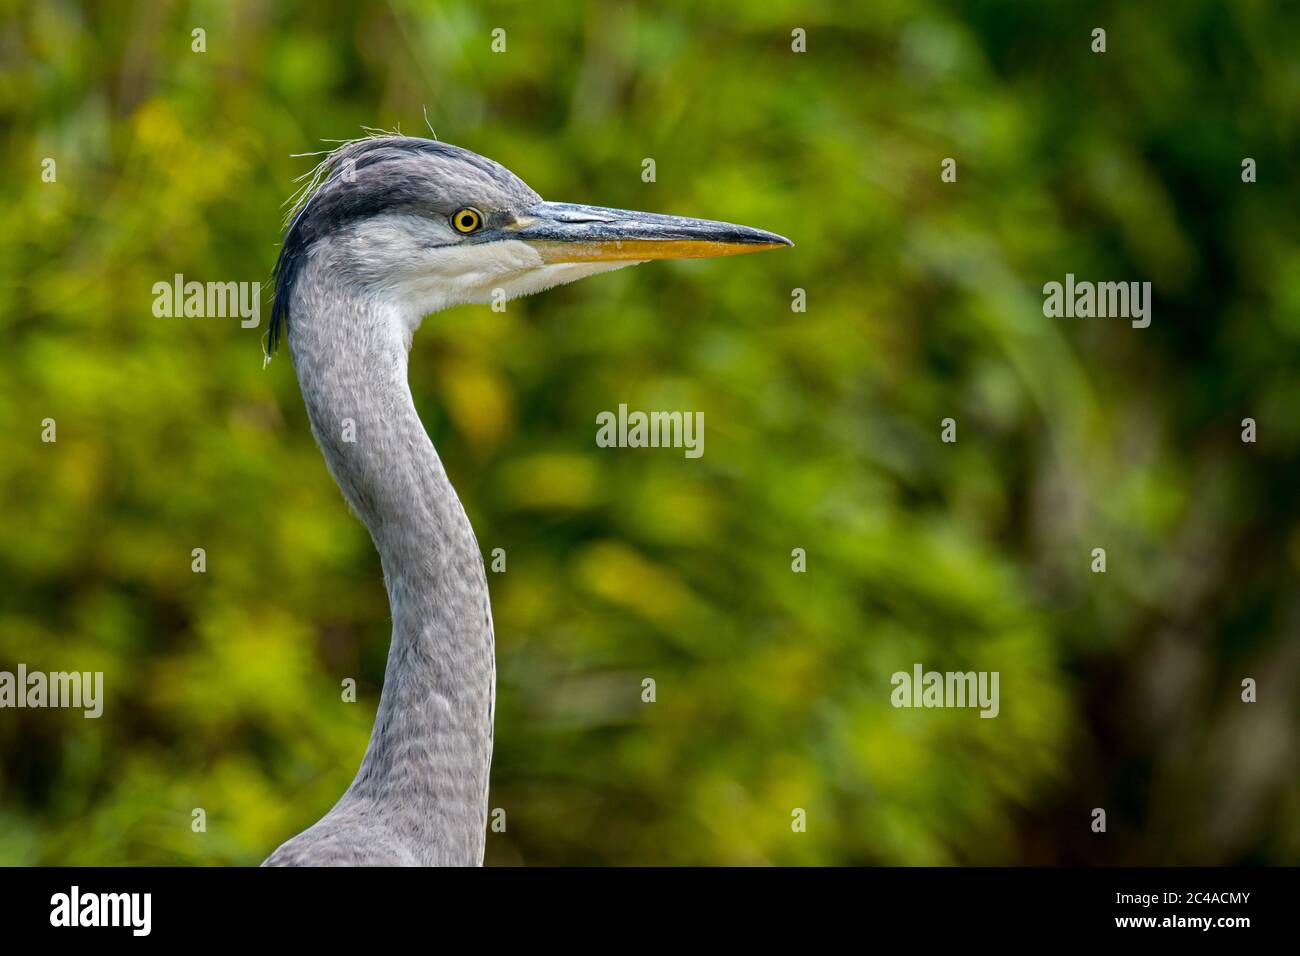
[1, 0, 1297, 865]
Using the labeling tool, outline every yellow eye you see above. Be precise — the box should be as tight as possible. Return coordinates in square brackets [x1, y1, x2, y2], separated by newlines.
[452, 208, 483, 234]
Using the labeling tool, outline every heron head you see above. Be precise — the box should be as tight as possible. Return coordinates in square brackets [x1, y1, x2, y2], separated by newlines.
[269, 135, 791, 352]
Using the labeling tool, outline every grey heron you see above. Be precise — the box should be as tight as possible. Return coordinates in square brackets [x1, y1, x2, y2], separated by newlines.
[262, 135, 790, 866]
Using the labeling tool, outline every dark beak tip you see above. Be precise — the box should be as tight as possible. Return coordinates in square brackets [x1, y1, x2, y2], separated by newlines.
[757, 230, 793, 248]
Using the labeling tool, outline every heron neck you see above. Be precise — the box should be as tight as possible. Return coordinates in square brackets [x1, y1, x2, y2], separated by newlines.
[287, 263, 493, 865]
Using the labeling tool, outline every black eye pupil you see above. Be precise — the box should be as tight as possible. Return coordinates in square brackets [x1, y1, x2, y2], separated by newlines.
[458, 211, 477, 230]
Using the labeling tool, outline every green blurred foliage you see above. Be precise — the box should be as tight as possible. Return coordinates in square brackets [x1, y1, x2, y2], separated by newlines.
[0, 0, 1297, 865]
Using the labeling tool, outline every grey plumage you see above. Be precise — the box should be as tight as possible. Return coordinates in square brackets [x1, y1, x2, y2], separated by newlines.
[269, 138, 540, 355]
[264, 135, 789, 866]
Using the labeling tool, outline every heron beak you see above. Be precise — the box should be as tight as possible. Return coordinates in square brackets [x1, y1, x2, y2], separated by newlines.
[508, 201, 793, 263]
